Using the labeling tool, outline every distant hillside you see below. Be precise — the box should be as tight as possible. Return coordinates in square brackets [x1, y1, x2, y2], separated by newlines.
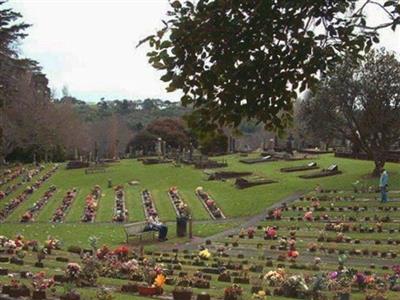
[56, 97, 191, 129]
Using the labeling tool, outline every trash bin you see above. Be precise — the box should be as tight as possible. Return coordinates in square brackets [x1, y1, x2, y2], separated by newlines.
[176, 216, 188, 237]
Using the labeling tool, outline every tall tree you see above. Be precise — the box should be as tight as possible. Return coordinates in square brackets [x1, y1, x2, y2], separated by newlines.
[146, 117, 190, 149]
[301, 50, 400, 175]
[297, 91, 339, 149]
[140, 0, 400, 133]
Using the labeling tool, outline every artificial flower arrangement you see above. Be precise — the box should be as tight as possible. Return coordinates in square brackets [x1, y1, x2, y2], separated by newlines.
[80, 255, 101, 287]
[35, 246, 47, 267]
[264, 226, 277, 239]
[224, 283, 243, 300]
[120, 259, 139, 274]
[308, 242, 318, 252]
[272, 208, 282, 220]
[113, 245, 129, 260]
[280, 274, 310, 298]
[199, 248, 211, 260]
[96, 286, 115, 300]
[45, 236, 61, 250]
[328, 268, 356, 294]
[135, 258, 166, 295]
[304, 211, 313, 221]
[32, 271, 55, 291]
[252, 290, 267, 300]
[287, 249, 299, 260]
[65, 263, 82, 282]
[264, 268, 286, 286]
[96, 245, 110, 260]
[247, 227, 256, 239]
[15, 234, 25, 248]
[4, 239, 17, 254]
[172, 276, 193, 300]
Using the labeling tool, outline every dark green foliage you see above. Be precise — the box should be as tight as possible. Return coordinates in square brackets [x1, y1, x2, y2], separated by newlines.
[127, 130, 157, 155]
[146, 117, 190, 149]
[299, 50, 400, 175]
[141, 0, 400, 133]
[0, 0, 30, 56]
[198, 130, 228, 156]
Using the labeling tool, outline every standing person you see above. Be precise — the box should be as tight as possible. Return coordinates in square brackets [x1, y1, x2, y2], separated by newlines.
[379, 168, 389, 203]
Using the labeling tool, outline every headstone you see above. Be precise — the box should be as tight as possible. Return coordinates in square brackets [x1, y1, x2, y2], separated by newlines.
[327, 165, 338, 172]
[156, 138, 162, 157]
[189, 143, 194, 161]
[267, 138, 275, 152]
[94, 141, 99, 162]
[162, 141, 166, 157]
[286, 135, 294, 155]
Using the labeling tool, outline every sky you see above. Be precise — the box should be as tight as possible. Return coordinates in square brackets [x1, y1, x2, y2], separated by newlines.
[10, 0, 182, 102]
[8, 0, 400, 103]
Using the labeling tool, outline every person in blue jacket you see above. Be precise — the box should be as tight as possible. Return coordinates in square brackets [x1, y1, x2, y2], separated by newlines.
[379, 168, 389, 203]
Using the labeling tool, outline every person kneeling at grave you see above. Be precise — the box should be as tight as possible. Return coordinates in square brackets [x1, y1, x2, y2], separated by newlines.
[146, 213, 168, 241]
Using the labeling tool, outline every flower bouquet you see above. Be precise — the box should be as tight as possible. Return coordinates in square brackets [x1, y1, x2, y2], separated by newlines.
[247, 227, 256, 239]
[172, 278, 192, 300]
[199, 248, 211, 260]
[32, 271, 54, 299]
[137, 262, 165, 296]
[224, 284, 243, 300]
[65, 263, 81, 283]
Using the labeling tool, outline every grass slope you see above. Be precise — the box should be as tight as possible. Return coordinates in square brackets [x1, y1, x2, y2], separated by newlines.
[0, 154, 398, 248]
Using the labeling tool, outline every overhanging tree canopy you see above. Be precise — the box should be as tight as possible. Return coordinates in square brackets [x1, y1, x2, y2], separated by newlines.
[140, 0, 400, 133]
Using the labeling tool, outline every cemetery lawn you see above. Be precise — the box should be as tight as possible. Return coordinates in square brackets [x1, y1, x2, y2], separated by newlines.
[0, 153, 399, 248]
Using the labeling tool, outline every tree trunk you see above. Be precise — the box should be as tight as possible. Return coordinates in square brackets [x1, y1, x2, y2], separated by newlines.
[372, 151, 386, 177]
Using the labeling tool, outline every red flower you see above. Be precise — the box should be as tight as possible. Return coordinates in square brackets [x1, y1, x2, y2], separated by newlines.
[114, 246, 129, 256]
[288, 250, 299, 258]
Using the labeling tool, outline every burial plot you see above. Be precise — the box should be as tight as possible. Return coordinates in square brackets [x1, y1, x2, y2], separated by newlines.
[66, 160, 89, 169]
[239, 155, 277, 164]
[0, 167, 24, 187]
[113, 185, 127, 222]
[299, 164, 342, 179]
[20, 185, 57, 222]
[234, 176, 277, 189]
[51, 188, 78, 223]
[85, 165, 106, 174]
[195, 187, 226, 219]
[168, 187, 190, 218]
[193, 159, 228, 169]
[142, 158, 172, 165]
[207, 171, 253, 181]
[141, 189, 160, 220]
[280, 162, 319, 173]
[0, 166, 59, 222]
[82, 185, 102, 222]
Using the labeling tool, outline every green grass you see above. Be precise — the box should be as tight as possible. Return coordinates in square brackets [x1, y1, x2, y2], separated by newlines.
[1, 155, 399, 299]
[1, 154, 399, 247]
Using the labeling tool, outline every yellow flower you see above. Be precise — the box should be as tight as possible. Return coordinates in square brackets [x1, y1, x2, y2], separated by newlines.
[154, 274, 166, 288]
[258, 291, 266, 296]
[199, 249, 211, 259]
